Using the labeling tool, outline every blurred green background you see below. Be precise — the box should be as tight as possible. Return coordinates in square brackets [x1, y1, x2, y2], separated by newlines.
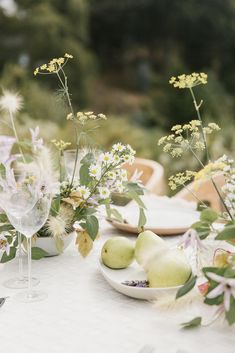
[0, 0, 235, 183]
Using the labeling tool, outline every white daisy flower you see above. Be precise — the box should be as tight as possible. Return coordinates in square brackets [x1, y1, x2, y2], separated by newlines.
[98, 186, 110, 199]
[77, 185, 90, 199]
[127, 144, 136, 155]
[89, 164, 101, 180]
[122, 154, 135, 165]
[113, 154, 121, 164]
[112, 143, 125, 152]
[107, 171, 116, 180]
[99, 152, 114, 165]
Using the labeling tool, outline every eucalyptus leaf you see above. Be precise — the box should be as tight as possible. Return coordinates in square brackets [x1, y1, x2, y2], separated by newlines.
[86, 215, 99, 240]
[226, 297, 235, 325]
[200, 208, 218, 223]
[0, 163, 6, 178]
[215, 224, 235, 241]
[192, 221, 211, 240]
[80, 152, 95, 165]
[79, 164, 92, 186]
[0, 224, 14, 232]
[176, 275, 197, 299]
[0, 214, 8, 223]
[127, 182, 144, 195]
[127, 190, 146, 209]
[105, 204, 112, 219]
[50, 197, 61, 217]
[110, 208, 123, 223]
[0, 247, 16, 263]
[181, 316, 202, 329]
[31, 247, 49, 260]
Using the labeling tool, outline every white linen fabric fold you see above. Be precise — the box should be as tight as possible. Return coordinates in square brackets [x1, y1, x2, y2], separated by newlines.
[0, 220, 234, 353]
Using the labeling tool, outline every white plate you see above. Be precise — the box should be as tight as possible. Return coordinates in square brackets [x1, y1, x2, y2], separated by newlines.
[99, 259, 182, 300]
[109, 207, 200, 235]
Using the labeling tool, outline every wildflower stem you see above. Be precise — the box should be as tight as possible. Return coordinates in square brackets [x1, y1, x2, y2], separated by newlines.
[56, 69, 80, 189]
[189, 88, 233, 220]
[9, 110, 26, 163]
[189, 88, 210, 162]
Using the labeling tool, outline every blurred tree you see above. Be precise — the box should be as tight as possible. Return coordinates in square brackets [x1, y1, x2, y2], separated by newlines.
[0, 0, 96, 110]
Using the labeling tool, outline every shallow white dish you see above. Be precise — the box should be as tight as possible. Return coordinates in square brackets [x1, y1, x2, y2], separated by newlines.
[99, 259, 182, 300]
[109, 207, 200, 235]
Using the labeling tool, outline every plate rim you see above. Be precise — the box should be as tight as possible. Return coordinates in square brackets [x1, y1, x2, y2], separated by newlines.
[108, 208, 200, 235]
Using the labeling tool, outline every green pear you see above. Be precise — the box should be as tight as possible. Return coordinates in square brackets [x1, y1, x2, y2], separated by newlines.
[135, 230, 168, 270]
[147, 248, 191, 288]
[101, 236, 135, 269]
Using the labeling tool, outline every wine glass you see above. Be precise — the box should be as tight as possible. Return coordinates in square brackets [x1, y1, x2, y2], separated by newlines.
[7, 192, 51, 302]
[0, 169, 40, 289]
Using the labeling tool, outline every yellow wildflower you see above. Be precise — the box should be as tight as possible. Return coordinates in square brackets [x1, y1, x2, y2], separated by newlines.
[194, 162, 226, 181]
[47, 64, 56, 73]
[169, 72, 208, 89]
[66, 113, 73, 120]
[34, 68, 39, 76]
[57, 57, 65, 65]
[98, 113, 107, 120]
[64, 53, 73, 59]
[51, 139, 71, 151]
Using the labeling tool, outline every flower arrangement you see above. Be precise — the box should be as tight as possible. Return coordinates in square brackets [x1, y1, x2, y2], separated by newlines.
[158, 73, 235, 327]
[0, 54, 146, 260]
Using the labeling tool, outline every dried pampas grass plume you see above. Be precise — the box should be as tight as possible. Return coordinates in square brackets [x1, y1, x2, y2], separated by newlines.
[153, 289, 203, 311]
[0, 90, 23, 114]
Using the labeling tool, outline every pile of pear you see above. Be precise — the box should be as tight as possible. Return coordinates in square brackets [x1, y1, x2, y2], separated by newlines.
[101, 230, 192, 288]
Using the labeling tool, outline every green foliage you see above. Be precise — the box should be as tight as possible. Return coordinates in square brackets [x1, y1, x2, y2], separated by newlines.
[192, 208, 218, 240]
[216, 223, 235, 241]
[31, 247, 49, 260]
[50, 197, 61, 217]
[1, 0, 235, 189]
[176, 275, 197, 299]
[0, 248, 17, 263]
[181, 317, 202, 329]
[85, 215, 99, 240]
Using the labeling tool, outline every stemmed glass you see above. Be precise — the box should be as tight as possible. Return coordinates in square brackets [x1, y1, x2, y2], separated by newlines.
[0, 170, 40, 289]
[7, 192, 51, 302]
[0, 166, 52, 301]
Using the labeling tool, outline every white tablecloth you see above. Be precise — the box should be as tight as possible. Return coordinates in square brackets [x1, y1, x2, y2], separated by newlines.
[0, 221, 234, 353]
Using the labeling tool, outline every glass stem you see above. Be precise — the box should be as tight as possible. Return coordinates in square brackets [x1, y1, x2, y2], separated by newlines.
[27, 237, 32, 298]
[18, 232, 24, 280]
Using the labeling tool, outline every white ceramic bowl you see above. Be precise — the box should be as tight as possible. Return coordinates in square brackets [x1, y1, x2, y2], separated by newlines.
[99, 260, 182, 300]
[35, 232, 75, 256]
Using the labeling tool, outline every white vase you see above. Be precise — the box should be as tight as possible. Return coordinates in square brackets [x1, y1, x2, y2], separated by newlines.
[35, 231, 75, 257]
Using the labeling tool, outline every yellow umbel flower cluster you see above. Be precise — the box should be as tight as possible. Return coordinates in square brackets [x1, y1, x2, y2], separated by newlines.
[169, 171, 196, 190]
[66, 111, 107, 124]
[194, 161, 227, 181]
[51, 139, 71, 151]
[158, 120, 220, 158]
[169, 73, 208, 89]
[34, 53, 73, 76]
